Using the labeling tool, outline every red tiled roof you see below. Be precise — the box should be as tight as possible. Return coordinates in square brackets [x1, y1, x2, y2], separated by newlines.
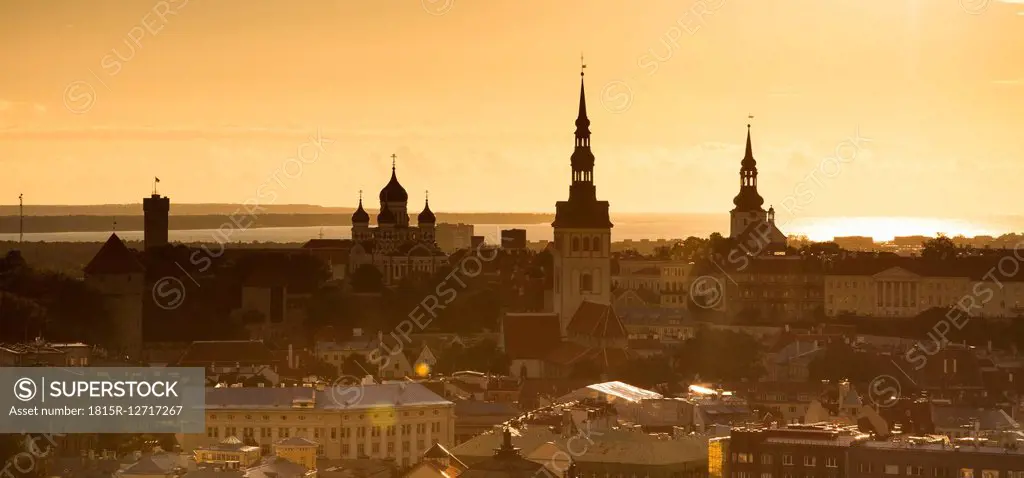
[175, 340, 281, 366]
[566, 301, 627, 339]
[84, 233, 144, 275]
[502, 313, 561, 360]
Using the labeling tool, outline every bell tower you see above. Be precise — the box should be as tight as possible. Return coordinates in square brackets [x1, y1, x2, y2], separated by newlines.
[551, 58, 613, 336]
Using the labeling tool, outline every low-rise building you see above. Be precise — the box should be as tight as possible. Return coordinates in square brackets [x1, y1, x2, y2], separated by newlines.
[180, 383, 455, 467]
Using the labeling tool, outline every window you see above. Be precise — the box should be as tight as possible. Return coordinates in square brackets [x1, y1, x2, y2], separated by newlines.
[858, 464, 873, 474]
[207, 427, 218, 438]
[580, 273, 593, 293]
[804, 457, 816, 467]
[372, 443, 380, 453]
[761, 474, 772, 478]
[278, 428, 290, 438]
[825, 458, 837, 468]
[342, 444, 350, 455]
[908, 467, 924, 476]
[572, 237, 580, 251]
[762, 455, 773, 465]
[885, 465, 900, 475]
[783, 455, 794, 466]
[981, 472, 998, 478]
[959, 470, 974, 478]
[357, 444, 365, 457]
[331, 428, 337, 440]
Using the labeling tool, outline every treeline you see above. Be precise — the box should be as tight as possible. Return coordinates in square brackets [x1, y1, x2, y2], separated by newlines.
[0, 212, 555, 233]
[0, 241, 302, 277]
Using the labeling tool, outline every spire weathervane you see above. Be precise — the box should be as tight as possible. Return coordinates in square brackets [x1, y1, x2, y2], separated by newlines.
[580, 53, 586, 76]
[748, 114, 754, 128]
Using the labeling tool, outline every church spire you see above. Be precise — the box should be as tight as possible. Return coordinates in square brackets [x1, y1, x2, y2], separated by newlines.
[575, 54, 590, 136]
[744, 122, 754, 163]
[733, 117, 764, 211]
[568, 56, 596, 200]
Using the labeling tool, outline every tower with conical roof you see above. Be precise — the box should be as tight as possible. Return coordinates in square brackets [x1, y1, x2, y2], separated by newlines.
[730, 122, 767, 238]
[83, 233, 145, 358]
[551, 59, 613, 336]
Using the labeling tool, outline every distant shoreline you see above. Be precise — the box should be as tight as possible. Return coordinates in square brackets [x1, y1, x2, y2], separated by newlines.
[0, 213, 558, 234]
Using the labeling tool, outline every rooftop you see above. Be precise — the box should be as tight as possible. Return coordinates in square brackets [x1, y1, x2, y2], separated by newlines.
[204, 383, 452, 411]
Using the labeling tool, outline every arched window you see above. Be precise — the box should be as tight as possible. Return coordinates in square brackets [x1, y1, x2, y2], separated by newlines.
[580, 273, 593, 293]
[592, 236, 601, 253]
[582, 237, 591, 251]
[571, 237, 580, 251]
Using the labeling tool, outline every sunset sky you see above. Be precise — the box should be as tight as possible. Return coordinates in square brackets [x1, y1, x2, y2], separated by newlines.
[1, 0, 1022, 227]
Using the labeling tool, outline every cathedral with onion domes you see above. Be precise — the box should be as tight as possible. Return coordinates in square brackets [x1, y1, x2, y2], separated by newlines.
[347, 155, 447, 285]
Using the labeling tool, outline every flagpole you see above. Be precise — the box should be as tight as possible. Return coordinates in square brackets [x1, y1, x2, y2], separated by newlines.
[18, 194, 23, 244]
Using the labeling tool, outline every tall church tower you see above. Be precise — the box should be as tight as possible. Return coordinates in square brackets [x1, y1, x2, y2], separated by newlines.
[729, 123, 767, 238]
[551, 63, 614, 336]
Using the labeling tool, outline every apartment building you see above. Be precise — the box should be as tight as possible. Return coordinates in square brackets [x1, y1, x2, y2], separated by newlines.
[181, 383, 455, 467]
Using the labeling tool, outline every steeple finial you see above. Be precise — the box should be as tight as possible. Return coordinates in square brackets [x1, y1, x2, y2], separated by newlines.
[580, 52, 586, 77]
[575, 60, 590, 133]
[745, 116, 754, 160]
[425, 190, 429, 203]
[391, 153, 397, 171]
[359, 189, 363, 202]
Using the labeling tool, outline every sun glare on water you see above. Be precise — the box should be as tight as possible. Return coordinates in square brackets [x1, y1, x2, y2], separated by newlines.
[786, 217, 1000, 242]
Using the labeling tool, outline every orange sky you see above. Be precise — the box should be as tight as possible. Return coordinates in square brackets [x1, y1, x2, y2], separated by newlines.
[1, 0, 1022, 220]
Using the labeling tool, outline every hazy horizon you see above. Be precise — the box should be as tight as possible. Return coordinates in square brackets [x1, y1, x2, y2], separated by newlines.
[2, 0, 1023, 239]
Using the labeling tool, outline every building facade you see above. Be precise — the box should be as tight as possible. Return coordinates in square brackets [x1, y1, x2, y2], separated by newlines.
[182, 383, 456, 468]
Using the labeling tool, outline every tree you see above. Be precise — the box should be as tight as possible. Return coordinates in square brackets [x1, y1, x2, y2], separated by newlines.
[613, 356, 677, 390]
[671, 328, 764, 383]
[306, 283, 348, 332]
[350, 265, 383, 293]
[921, 235, 960, 260]
[435, 340, 509, 375]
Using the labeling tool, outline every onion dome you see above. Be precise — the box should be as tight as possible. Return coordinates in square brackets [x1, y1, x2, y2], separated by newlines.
[379, 157, 408, 203]
[377, 203, 395, 224]
[418, 194, 436, 224]
[352, 193, 369, 224]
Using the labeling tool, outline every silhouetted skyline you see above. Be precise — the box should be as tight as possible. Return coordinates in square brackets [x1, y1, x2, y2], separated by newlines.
[1, 0, 1023, 240]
